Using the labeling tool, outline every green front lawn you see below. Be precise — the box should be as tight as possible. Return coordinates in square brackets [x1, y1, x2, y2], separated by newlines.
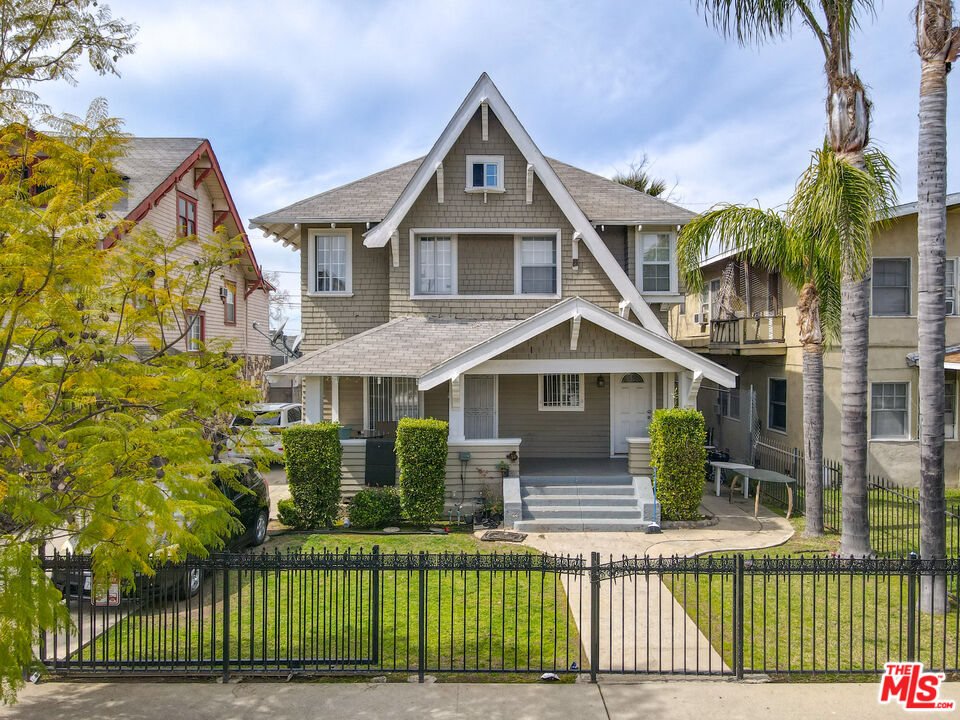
[80, 531, 583, 676]
[666, 518, 960, 676]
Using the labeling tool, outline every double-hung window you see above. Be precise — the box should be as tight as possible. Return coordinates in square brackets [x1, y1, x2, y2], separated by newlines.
[870, 382, 909, 439]
[517, 236, 558, 295]
[637, 232, 673, 293]
[223, 280, 236, 324]
[539, 373, 583, 411]
[946, 378, 957, 441]
[872, 258, 911, 316]
[177, 193, 197, 236]
[310, 229, 352, 294]
[465, 155, 504, 192]
[947, 259, 958, 316]
[185, 311, 204, 352]
[416, 236, 454, 294]
[768, 378, 787, 433]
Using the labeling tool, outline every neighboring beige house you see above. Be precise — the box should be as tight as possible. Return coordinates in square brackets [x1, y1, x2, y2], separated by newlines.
[669, 194, 960, 488]
[252, 74, 735, 531]
[107, 138, 273, 396]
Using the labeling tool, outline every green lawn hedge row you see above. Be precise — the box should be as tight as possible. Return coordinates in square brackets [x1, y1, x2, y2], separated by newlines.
[395, 417, 448, 524]
[281, 422, 342, 527]
[649, 408, 706, 521]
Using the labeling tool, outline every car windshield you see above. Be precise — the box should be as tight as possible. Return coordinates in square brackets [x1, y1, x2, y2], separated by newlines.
[233, 411, 280, 427]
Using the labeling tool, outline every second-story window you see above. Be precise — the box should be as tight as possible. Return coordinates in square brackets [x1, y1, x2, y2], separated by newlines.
[947, 259, 957, 316]
[638, 232, 672, 293]
[872, 258, 911, 316]
[517, 236, 557, 295]
[416, 236, 454, 294]
[223, 280, 236, 325]
[309, 229, 352, 295]
[177, 193, 197, 236]
[185, 311, 204, 352]
[465, 155, 504, 192]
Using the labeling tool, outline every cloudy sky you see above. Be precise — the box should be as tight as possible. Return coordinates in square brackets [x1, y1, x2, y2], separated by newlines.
[38, 0, 959, 333]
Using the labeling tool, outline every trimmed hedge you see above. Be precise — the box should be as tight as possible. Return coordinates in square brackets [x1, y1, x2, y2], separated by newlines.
[281, 422, 342, 527]
[349, 487, 402, 529]
[395, 417, 448, 524]
[649, 408, 706, 521]
[277, 497, 307, 529]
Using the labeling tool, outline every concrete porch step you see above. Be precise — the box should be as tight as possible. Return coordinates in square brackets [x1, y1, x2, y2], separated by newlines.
[521, 494, 637, 507]
[522, 506, 644, 520]
[521, 484, 635, 496]
[512, 517, 653, 533]
[520, 475, 633, 487]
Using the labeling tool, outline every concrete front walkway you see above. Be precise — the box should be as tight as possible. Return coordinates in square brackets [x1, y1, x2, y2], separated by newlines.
[516, 491, 794, 674]
[9, 680, 944, 719]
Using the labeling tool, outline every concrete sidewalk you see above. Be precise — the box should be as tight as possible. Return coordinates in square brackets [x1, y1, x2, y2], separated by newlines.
[8, 680, 946, 719]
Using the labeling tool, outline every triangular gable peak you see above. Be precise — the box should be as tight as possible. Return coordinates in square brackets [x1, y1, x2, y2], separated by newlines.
[363, 73, 667, 337]
[417, 296, 737, 391]
[106, 139, 270, 293]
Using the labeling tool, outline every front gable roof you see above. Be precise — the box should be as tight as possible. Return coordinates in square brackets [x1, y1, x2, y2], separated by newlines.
[107, 138, 269, 291]
[416, 297, 736, 390]
[359, 73, 667, 336]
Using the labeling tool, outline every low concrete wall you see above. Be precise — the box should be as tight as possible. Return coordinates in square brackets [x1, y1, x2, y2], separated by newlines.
[627, 437, 652, 477]
[335, 438, 522, 515]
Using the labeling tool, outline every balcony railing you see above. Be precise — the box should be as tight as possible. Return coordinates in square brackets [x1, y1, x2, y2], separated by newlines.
[709, 315, 786, 345]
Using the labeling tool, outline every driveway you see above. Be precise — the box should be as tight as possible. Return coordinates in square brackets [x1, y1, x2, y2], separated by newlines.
[264, 464, 289, 525]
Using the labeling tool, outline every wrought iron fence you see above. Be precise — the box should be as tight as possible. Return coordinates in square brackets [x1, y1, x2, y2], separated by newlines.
[39, 550, 960, 680]
[752, 441, 960, 556]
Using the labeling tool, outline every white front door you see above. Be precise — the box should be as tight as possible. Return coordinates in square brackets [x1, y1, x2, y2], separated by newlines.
[612, 373, 652, 455]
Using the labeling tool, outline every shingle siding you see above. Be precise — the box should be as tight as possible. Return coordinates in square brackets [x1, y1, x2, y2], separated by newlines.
[456, 234, 514, 294]
[495, 320, 657, 360]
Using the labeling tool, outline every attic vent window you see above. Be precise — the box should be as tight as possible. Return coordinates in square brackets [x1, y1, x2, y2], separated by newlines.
[465, 155, 504, 192]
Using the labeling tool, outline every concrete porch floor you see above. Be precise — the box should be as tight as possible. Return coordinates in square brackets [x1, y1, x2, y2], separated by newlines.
[521, 456, 629, 477]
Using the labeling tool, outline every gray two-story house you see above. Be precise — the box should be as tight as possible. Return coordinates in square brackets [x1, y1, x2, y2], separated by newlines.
[252, 74, 734, 530]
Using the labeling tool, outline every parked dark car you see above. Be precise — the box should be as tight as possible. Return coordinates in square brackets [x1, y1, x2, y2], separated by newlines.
[54, 459, 270, 600]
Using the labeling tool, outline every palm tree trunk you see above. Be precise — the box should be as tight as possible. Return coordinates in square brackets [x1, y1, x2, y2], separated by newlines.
[916, 0, 955, 614]
[839, 271, 873, 556]
[802, 342, 824, 536]
[798, 282, 824, 536]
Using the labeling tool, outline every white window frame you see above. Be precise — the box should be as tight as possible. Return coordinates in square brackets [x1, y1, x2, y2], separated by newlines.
[465, 155, 504, 192]
[514, 234, 561, 297]
[408, 228, 561, 299]
[634, 230, 677, 295]
[767, 377, 787, 434]
[413, 234, 458, 295]
[869, 381, 912, 441]
[538, 373, 585, 412]
[871, 256, 912, 317]
[185, 311, 203, 353]
[946, 258, 958, 316]
[306, 228, 353, 296]
[946, 375, 958, 441]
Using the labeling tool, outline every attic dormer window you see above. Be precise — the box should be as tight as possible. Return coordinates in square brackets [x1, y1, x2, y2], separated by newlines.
[465, 155, 503, 192]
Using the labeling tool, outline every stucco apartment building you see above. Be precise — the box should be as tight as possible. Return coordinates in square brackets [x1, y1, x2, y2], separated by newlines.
[253, 74, 734, 531]
[669, 194, 960, 488]
[110, 138, 272, 394]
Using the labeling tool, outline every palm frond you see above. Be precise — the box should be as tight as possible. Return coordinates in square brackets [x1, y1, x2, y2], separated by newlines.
[693, 0, 796, 46]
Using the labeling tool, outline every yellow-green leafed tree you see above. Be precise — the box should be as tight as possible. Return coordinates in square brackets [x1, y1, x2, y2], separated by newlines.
[0, 1, 266, 702]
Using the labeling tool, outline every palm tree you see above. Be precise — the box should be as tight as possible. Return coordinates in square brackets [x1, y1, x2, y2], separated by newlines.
[915, 0, 959, 613]
[678, 145, 896, 537]
[613, 155, 670, 197]
[695, 0, 881, 556]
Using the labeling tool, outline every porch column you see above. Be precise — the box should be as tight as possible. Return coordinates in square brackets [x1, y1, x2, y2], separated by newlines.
[448, 375, 465, 442]
[331, 376, 340, 423]
[303, 375, 324, 423]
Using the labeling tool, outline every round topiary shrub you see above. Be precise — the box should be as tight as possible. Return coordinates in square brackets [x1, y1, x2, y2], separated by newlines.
[649, 408, 707, 521]
[349, 487, 402, 529]
[281, 422, 342, 527]
[395, 417, 448, 524]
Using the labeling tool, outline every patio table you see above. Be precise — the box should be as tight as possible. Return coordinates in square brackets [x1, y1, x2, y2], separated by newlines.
[707, 460, 754, 498]
[731, 467, 798, 519]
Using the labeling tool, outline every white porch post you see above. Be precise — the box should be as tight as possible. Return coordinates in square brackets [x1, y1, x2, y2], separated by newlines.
[448, 375, 465, 441]
[331, 376, 340, 423]
[303, 375, 324, 423]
